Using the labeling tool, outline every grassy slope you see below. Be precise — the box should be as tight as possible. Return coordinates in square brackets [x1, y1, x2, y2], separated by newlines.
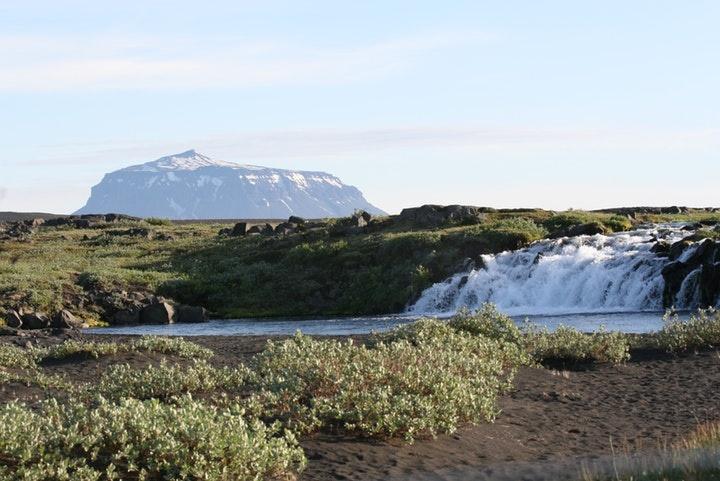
[1, 210, 718, 321]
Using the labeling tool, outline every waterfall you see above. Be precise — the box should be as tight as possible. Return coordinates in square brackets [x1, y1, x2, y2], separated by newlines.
[408, 225, 701, 316]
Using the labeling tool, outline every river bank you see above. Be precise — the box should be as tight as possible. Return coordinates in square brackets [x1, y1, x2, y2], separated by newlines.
[3, 331, 718, 481]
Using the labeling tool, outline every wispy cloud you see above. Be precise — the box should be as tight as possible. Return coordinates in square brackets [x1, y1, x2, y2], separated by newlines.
[18, 125, 720, 167]
[0, 31, 490, 92]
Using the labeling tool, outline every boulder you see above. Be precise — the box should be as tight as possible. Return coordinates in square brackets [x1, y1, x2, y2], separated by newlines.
[51, 310, 83, 329]
[350, 211, 372, 228]
[140, 302, 176, 324]
[113, 309, 141, 325]
[274, 222, 297, 235]
[288, 215, 306, 225]
[21, 312, 51, 330]
[4, 310, 22, 329]
[230, 222, 247, 236]
[176, 305, 208, 323]
[246, 223, 275, 236]
[651, 241, 672, 257]
[397, 205, 486, 228]
[567, 222, 607, 237]
[73, 219, 94, 229]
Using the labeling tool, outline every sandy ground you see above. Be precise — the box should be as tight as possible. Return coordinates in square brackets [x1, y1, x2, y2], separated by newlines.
[2, 332, 719, 481]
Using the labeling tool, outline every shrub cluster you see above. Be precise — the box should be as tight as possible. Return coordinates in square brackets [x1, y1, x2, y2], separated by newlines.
[249, 328, 522, 441]
[523, 325, 631, 364]
[656, 309, 720, 353]
[35, 336, 214, 362]
[0, 395, 306, 481]
[95, 359, 249, 401]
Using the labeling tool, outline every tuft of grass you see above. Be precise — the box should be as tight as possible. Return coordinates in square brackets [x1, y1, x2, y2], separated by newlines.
[0, 395, 306, 481]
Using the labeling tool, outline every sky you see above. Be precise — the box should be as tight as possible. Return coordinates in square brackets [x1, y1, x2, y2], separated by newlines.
[1, 1, 719, 215]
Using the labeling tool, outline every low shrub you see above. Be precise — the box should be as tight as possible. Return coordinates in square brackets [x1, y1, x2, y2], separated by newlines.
[656, 309, 720, 353]
[95, 359, 249, 401]
[0, 344, 37, 369]
[0, 395, 306, 481]
[523, 325, 630, 364]
[145, 217, 173, 226]
[249, 330, 521, 441]
[448, 304, 524, 345]
[36, 336, 214, 362]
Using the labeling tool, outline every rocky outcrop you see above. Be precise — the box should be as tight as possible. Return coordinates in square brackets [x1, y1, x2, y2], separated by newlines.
[397, 205, 488, 228]
[660, 237, 720, 308]
[51, 310, 83, 329]
[0, 221, 36, 241]
[4, 310, 23, 328]
[140, 301, 176, 324]
[176, 305, 208, 323]
[44, 214, 141, 229]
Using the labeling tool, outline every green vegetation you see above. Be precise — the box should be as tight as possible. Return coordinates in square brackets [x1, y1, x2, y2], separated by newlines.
[0, 396, 306, 481]
[35, 336, 214, 362]
[656, 309, 720, 353]
[248, 328, 523, 441]
[94, 359, 249, 401]
[6, 208, 712, 321]
[2, 305, 720, 478]
[523, 325, 631, 364]
[144, 217, 173, 226]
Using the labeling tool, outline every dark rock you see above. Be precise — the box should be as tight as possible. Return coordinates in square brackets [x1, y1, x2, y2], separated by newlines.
[21, 312, 51, 330]
[230, 222, 247, 236]
[567, 222, 607, 237]
[140, 302, 176, 324]
[106, 228, 151, 238]
[51, 310, 83, 329]
[113, 309, 141, 325]
[700, 262, 720, 307]
[4, 310, 22, 328]
[669, 240, 693, 261]
[349, 210, 373, 228]
[651, 241, 672, 257]
[397, 204, 486, 228]
[73, 219, 94, 229]
[288, 216, 306, 225]
[176, 305, 208, 323]
[274, 222, 297, 235]
[681, 223, 703, 231]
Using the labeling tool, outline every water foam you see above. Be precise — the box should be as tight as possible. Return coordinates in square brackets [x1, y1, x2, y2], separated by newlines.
[408, 225, 695, 316]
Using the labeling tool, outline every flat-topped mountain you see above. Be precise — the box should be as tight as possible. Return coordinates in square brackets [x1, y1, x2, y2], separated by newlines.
[74, 150, 386, 219]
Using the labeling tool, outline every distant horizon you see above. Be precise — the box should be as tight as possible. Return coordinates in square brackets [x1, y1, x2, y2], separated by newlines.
[2, 1, 718, 214]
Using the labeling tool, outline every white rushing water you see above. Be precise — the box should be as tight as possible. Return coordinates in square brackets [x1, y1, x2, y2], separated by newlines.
[408, 225, 698, 317]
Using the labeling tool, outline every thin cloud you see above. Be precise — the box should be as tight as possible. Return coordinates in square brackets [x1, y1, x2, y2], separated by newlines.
[0, 31, 492, 92]
[18, 126, 720, 167]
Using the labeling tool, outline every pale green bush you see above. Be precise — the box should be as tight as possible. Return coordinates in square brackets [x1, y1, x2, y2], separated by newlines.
[0, 344, 36, 369]
[249, 330, 521, 441]
[656, 309, 720, 353]
[523, 325, 630, 364]
[0, 395, 306, 481]
[447, 304, 524, 345]
[36, 336, 213, 362]
[95, 359, 249, 401]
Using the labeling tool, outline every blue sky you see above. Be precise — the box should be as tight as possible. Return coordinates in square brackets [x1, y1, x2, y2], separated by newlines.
[1, 1, 718, 214]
